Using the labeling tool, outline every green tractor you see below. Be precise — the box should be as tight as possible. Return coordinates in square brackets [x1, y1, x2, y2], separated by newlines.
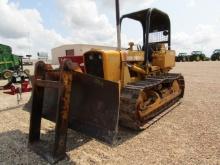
[0, 44, 23, 79]
[211, 49, 220, 61]
[176, 53, 190, 62]
[189, 51, 206, 62]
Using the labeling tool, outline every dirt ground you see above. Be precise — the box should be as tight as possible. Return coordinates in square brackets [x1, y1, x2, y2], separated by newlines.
[0, 62, 219, 165]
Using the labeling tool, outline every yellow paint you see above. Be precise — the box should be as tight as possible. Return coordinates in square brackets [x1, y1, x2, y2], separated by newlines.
[130, 64, 146, 74]
[152, 50, 176, 69]
[83, 47, 176, 87]
[121, 62, 131, 87]
[102, 50, 121, 82]
[121, 50, 145, 62]
[138, 80, 182, 118]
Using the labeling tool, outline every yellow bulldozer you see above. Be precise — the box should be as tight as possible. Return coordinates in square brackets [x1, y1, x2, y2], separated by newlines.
[79, 6, 185, 130]
[28, 1, 185, 163]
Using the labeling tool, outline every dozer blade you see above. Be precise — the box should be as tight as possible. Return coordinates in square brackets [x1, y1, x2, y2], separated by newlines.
[42, 72, 120, 144]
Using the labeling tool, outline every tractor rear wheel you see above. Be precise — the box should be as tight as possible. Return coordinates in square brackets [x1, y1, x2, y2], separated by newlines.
[3, 70, 13, 79]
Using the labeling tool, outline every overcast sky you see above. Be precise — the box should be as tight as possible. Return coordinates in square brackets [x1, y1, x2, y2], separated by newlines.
[0, 0, 220, 57]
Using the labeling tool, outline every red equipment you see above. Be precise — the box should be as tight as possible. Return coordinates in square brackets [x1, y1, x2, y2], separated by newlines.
[1, 81, 32, 95]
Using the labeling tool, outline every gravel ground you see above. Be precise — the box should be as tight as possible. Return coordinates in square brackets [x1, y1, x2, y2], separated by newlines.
[0, 62, 220, 165]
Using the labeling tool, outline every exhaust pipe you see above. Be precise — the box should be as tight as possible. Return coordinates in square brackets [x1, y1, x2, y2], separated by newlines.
[115, 0, 121, 50]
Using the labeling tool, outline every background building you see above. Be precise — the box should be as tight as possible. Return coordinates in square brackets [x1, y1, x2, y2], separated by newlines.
[51, 44, 117, 65]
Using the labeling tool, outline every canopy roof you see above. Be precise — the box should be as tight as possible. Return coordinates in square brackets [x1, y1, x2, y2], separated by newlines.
[121, 8, 170, 33]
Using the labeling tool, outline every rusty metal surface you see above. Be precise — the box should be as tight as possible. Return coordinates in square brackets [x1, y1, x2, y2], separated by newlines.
[27, 60, 120, 164]
[53, 71, 72, 159]
[35, 80, 62, 88]
[41, 72, 120, 144]
[28, 61, 73, 163]
[69, 72, 120, 144]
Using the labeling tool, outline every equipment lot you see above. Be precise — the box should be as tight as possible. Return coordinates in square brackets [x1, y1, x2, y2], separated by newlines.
[0, 62, 219, 165]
